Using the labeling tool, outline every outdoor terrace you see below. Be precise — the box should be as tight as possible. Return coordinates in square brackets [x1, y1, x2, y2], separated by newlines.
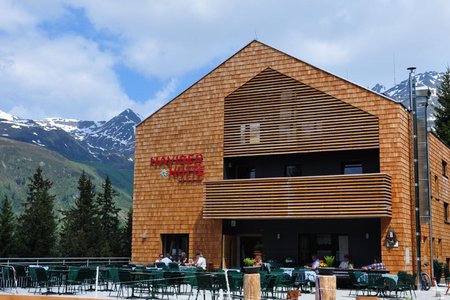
[1, 262, 449, 300]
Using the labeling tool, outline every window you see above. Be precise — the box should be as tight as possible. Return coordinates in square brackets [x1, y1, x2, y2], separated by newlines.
[240, 124, 247, 144]
[285, 165, 301, 177]
[443, 160, 447, 177]
[445, 202, 449, 223]
[161, 234, 189, 262]
[343, 163, 363, 175]
[240, 123, 260, 144]
[249, 123, 260, 144]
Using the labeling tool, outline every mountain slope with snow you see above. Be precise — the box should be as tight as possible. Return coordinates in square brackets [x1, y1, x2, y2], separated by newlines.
[0, 108, 142, 165]
[372, 71, 444, 126]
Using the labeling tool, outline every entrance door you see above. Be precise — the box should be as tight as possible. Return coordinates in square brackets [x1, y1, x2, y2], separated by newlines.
[222, 235, 238, 268]
[239, 235, 263, 266]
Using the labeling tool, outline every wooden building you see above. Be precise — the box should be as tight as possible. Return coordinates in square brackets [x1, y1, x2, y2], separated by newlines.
[132, 40, 450, 274]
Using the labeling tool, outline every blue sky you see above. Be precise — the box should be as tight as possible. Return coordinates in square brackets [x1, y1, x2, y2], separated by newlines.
[1, 0, 450, 121]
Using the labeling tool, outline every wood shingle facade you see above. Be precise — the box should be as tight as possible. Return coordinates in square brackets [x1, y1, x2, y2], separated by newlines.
[132, 41, 449, 274]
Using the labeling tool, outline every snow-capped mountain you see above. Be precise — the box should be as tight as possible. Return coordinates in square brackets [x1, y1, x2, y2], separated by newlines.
[372, 71, 444, 126]
[83, 109, 142, 162]
[0, 109, 142, 165]
[36, 118, 105, 141]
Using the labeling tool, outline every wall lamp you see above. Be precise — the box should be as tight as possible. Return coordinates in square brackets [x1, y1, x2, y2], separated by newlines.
[386, 230, 398, 248]
[142, 231, 148, 240]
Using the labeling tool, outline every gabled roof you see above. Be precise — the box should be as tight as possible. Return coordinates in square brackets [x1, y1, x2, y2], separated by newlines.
[137, 40, 401, 127]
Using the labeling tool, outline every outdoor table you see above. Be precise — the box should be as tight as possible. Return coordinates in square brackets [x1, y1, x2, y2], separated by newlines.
[280, 267, 294, 276]
[178, 266, 196, 271]
[305, 270, 317, 282]
[382, 273, 398, 283]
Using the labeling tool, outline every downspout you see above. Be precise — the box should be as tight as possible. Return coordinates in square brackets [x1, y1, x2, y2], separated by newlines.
[416, 86, 434, 281]
[408, 67, 421, 284]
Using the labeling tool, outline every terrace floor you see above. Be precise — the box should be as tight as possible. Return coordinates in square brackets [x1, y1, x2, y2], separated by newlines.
[1, 285, 449, 300]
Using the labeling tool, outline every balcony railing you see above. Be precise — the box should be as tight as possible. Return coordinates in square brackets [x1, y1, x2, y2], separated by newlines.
[204, 173, 391, 219]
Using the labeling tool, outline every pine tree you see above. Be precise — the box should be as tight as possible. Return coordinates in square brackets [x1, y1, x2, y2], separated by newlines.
[96, 176, 121, 256]
[16, 167, 57, 257]
[121, 207, 132, 257]
[59, 171, 100, 256]
[0, 195, 17, 257]
[435, 67, 450, 145]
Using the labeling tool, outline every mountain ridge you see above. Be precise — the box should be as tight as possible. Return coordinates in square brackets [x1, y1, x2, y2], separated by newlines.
[0, 108, 142, 165]
[372, 71, 444, 125]
[0, 108, 142, 214]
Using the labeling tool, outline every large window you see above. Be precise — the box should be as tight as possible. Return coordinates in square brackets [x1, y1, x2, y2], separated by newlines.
[161, 234, 189, 262]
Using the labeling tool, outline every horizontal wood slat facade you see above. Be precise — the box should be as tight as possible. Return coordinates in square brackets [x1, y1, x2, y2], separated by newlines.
[224, 68, 380, 157]
[204, 173, 392, 219]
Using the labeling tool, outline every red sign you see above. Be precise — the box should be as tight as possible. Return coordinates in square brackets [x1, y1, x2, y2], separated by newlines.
[150, 153, 205, 182]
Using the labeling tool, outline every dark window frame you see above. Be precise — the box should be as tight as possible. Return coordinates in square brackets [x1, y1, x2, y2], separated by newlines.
[342, 162, 364, 175]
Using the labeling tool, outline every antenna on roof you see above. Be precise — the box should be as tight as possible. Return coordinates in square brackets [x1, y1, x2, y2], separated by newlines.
[254, 30, 258, 41]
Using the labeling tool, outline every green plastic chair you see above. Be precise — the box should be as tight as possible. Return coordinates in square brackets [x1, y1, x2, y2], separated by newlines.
[348, 271, 368, 296]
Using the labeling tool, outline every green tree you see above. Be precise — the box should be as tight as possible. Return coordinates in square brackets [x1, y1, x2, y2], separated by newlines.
[96, 176, 121, 256]
[59, 171, 100, 256]
[0, 195, 17, 257]
[435, 67, 450, 145]
[16, 167, 57, 257]
[121, 207, 132, 257]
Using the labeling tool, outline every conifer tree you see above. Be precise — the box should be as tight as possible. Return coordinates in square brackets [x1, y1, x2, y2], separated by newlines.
[96, 176, 120, 256]
[16, 167, 57, 257]
[0, 195, 17, 257]
[121, 208, 132, 257]
[435, 67, 450, 145]
[59, 171, 100, 256]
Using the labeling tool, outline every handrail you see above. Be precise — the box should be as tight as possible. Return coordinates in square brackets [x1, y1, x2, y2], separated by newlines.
[0, 257, 131, 266]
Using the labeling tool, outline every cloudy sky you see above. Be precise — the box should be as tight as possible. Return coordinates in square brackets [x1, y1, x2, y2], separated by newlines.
[1, 0, 449, 121]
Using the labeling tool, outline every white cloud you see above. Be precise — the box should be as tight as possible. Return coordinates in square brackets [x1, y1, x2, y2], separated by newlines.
[131, 79, 178, 119]
[0, 32, 132, 120]
[1, 0, 450, 120]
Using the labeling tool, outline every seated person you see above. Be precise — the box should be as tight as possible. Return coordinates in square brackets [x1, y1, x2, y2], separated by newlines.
[338, 254, 353, 269]
[304, 254, 320, 283]
[179, 252, 189, 266]
[362, 256, 386, 270]
[155, 254, 164, 262]
[194, 252, 207, 270]
[160, 253, 172, 266]
[304, 254, 320, 271]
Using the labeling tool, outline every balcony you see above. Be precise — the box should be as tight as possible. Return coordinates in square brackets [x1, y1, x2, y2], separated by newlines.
[203, 173, 391, 219]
